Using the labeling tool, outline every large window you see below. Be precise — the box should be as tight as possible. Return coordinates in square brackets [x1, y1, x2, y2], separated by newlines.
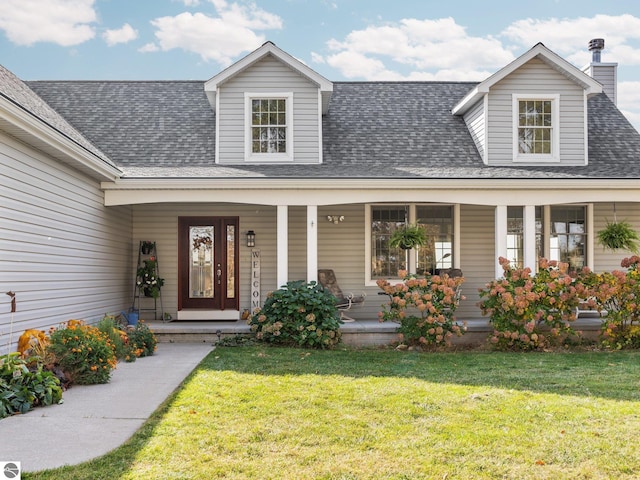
[370, 205, 454, 279]
[506, 206, 544, 270]
[245, 93, 293, 161]
[507, 206, 524, 268]
[513, 94, 559, 162]
[550, 205, 586, 271]
[371, 206, 407, 278]
[416, 205, 453, 275]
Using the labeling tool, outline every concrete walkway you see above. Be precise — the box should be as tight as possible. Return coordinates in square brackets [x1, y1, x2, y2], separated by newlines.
[0, 342, 213, 473]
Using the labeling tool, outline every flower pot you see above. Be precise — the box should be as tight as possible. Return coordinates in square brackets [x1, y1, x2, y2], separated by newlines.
[141, 244, 152, 255]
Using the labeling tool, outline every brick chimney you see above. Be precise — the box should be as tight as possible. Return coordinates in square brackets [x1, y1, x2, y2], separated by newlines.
[582, 38, 617, 105]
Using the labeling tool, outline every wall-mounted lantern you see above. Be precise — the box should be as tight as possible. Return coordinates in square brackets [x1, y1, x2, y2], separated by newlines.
[246, 230, 256, 247]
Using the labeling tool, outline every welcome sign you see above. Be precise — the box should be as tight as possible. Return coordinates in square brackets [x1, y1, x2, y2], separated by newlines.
[251, 249, 261, 310]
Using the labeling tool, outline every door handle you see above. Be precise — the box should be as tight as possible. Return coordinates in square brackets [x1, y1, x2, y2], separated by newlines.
[216, 264, 222, 285]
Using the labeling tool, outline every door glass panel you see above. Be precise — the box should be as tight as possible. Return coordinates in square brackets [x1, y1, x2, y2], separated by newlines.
[226, 225, 235, 299]
[190, 226, 214, 298]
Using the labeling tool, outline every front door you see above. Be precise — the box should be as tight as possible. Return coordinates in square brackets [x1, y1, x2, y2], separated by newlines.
[178, 216, 239, 311]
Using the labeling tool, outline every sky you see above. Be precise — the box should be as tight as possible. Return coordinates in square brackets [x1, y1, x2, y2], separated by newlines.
[2, 0, 640, 128]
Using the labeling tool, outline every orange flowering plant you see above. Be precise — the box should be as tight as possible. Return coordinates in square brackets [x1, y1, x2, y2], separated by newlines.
[377, 271, 466, 347]
[47, 320, 117, 385]
[478, 258, 588, 350]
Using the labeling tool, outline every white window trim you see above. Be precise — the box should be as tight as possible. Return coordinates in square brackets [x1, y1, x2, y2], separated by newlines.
[365, 203, 459, 286]
[512, 94, 560, 163]
[244, 92, 294, 162]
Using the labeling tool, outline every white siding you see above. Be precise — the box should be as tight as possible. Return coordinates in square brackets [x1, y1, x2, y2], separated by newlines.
[593, 203, 640, 272]
[458, 205, 496, 319]
[487, 57, 586, 166]
[217, 55, 321, 164]
[586, 64, 617, 105]
[462, 99, 486, 162]
[0, 133, 132, 354]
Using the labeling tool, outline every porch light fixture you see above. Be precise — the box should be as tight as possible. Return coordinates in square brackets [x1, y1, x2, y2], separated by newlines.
[327, 215, 345, 224]
[246, 230, 256, 247]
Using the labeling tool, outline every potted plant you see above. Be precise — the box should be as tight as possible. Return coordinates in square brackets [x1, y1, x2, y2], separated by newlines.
[141, 240, 154, 255]
[597, 220, 640, 253]
[136, 259, 165, 298]
[389, 224, 427, 249]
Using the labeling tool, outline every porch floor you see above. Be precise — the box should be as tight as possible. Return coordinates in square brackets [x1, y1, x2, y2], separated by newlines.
[145, 315, 603, 347]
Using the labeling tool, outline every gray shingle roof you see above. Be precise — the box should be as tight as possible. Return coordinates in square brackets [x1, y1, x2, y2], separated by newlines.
[0, 65, 114, 166]
[24, 79, 640, 179]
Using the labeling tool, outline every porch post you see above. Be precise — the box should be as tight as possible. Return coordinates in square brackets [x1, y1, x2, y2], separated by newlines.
[453, 204, 461, 269]
[277, 205, 288, 289]
[495, 205, 508, 278]
[523, 205, 537, 271]
[307, 205, 318, 283]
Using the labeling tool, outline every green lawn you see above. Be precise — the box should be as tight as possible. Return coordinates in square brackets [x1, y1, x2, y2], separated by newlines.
[26, 347, 640, 480]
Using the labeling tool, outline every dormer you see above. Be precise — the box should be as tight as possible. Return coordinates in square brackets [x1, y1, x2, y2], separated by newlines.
[452, 43, 603, 166]
[205, 41, 333, 164]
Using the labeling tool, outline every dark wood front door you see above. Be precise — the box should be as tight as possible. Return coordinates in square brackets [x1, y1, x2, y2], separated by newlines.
[178, 216, 239, 311]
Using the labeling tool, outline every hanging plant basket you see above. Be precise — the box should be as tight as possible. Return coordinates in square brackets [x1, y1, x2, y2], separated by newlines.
[389, 224, 427, 250]
[597, 220, 640, 253]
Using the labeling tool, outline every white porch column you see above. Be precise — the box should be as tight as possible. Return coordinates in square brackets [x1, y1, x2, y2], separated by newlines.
[454, 203, 461, 269]
[523, 205, 537, 271]
[495, 205, 508, 278]
[277, 205, 288, 288]
[307, 205, 318, 283]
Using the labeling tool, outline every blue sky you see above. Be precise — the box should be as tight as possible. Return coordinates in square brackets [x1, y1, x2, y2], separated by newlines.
[2, 0, 640, 127]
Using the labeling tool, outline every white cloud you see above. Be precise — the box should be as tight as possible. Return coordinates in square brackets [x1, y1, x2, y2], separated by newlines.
[319, 17, 513, 81]
[103, 23, 138, 47]
[0, 0, 97, 46]
[138, 43, 160, 53]
[144, 0, 282, 65]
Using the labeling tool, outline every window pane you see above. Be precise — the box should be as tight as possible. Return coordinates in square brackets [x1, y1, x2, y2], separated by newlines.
[550, 206, 586, 271]
[416, 205, 453, 275]
[226, 225, 235, 299]
[190, 226, 214, 299]
[371, 206, 407, 278]
[507, 206, 524, 268]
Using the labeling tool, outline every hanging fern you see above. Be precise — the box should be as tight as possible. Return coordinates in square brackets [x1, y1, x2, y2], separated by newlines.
[597, 220, 640, 253]
[389, 224, 427, 250]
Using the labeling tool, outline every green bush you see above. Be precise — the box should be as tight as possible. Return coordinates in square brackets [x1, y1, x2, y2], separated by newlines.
[249, 280, 342, 348]
[127, 321, 158, 357]
[0, 353, 62, 419]
[47, 320, 117, 385]
[377, 271, 466, 347]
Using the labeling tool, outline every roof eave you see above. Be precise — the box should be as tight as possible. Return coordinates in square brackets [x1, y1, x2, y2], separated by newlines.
[452, 42, 603, 115]
[0, 96, 122, 181]
[204, 41, 333, 113]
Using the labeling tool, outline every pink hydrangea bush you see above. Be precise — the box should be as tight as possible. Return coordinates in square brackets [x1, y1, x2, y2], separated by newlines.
[377, 271, 466, 347]
[588, 256, 640, 349]
[478, 258, 588, 350]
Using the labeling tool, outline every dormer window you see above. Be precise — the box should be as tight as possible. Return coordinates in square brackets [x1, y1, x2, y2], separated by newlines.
[512, 94, 559, 162]
[245, 92, 293, 161]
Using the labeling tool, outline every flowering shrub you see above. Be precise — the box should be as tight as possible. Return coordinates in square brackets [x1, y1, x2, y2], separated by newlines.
[136, 259, 164, 298]
[127, 321, 158, 357]
[377, 271, 466, 347]
[478, 258, 586, 350]
[588, 256, 640, 349]
[47, 320, 117, 385]
[249, 280, 342, 348]
[97, 315, 137, 362]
